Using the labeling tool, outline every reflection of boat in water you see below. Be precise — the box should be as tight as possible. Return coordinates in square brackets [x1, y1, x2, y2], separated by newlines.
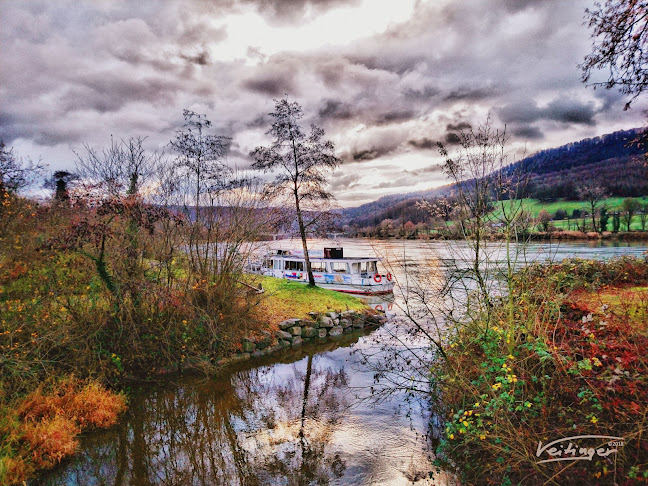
[248, 247, 394, 295]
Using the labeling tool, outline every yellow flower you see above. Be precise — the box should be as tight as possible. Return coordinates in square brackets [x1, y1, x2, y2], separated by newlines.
[449, 434, 454, 440]
[590, 416, 598, 424]
[479, 434, 486, 440]
[492, 383, 502, 390]
[507, 354, 515, 360]
[462, 421, 469, 427]
[474, 402, 480, 408]
[525, 402, 532, 408]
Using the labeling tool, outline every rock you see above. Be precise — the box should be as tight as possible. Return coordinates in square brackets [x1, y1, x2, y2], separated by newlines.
[291, 336, 303, 347]
[308, 311, 319, 320]
[242, 341, 256, 353]
[341, 310, 356, 318]
[266, 344, 283, 354]
[329, 326, 343, 337]
[279, 339, 292, 348]
[276, 330, 292, 340]
[231, 353, 250, 363]
[216, 357, 231, 366]
[353, 321, 365, 329]
[318, 328, 327, 338]
[319, 316, 334, 328]
[343, 326, 353, 334]
[256, 335, 272, 350]
[302, 326, 317, 338]
[326, 311, 339, 320]
[333, 318, 340, 325]
[279, 318, 302, 330]
[290, 326, 302, 336]
[340, 318, 351, 328]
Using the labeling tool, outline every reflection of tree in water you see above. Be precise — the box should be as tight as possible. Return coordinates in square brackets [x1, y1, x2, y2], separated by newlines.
[38, 353, 349, 486]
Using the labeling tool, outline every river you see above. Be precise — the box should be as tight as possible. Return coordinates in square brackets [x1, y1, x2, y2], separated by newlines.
[36, 238, 648, 486]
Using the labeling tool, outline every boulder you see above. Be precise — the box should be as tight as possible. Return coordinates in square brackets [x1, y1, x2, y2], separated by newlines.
[251, 349, 267, 358]
[279, 339, 292, 348]
[319, 316, 334, 328]
[279, 318, 302, 330]
[290, 326, 302, 336]
[353, 320, 365, 329]
[329, 326, 343, 337]
[318, 328, 327, 338]
[302, 326, 317, 338]
[326, 311, 339, 320]
[291, 336, 303, 347]
[276, 330, 292, 340]
[340, 318, 351, 328]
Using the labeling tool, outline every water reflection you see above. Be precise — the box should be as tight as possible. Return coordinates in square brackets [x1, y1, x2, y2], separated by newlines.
[37, 335, 438, 486]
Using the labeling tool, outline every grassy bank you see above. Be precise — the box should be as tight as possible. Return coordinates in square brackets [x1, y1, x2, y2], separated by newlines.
[433, 257, 648, 485]
[249, 275, 367, 327]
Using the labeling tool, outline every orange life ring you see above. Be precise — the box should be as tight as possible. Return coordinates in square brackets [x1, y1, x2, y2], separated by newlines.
[373, 274, 382, 283]
[376, 304, 383, 311]
[386, 273, 392, 281]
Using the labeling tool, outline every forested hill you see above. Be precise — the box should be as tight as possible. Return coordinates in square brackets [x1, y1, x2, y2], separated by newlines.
[341, 127, 647, 228]
[515, 127, 647, 201]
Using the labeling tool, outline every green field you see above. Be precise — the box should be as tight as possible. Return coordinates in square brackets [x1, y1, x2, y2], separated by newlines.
[491, 197, 648, 231]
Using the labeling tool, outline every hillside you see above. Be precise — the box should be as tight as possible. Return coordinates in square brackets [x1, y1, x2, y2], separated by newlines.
[342, 128, 648, 228]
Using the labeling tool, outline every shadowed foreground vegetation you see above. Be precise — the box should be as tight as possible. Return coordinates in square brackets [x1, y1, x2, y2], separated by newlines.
[433, 257, 648, 485]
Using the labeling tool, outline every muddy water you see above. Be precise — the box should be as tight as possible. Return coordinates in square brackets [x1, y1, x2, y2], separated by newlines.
[37, 239, 647, 486]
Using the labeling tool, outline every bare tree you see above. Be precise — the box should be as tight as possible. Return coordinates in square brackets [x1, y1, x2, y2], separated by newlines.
[75, 136, 161, 198]
[581, 1, 648, 109]
[170, 109, 232, 276]
[577, 183, 607, 233]
[251, 98, 340, 287]
[0, 141, 44, 200]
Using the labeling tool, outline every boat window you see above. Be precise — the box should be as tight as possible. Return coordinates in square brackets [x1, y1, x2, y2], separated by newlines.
[330, 262, 348, 273]
[310, 260, 326, 272]
[351, 262, 361, 274]
[273, 260, 282, 270]
[360, 261, 377, 274]
[263, 259, 272, 268]
[285, 260, 304, 271]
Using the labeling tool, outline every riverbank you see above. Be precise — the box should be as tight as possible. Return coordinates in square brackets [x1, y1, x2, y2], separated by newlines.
[433, 257, 648, 485]
[351, 230, 648, 242]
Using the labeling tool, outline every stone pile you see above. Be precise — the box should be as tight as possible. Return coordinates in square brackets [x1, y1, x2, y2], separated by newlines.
[216, 310, 387, 366]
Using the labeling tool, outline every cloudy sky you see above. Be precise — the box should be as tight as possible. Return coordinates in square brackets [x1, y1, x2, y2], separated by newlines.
[1, 0, 645, 206]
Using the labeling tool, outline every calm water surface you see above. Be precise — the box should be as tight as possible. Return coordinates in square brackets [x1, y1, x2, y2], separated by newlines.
[37, 239, 647, 486]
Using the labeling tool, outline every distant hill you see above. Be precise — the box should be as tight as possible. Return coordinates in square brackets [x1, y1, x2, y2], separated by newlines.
[342, 127, 648, 227]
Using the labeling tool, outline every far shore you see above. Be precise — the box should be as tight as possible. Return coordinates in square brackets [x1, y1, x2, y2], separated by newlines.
[346, 230, 648, 242]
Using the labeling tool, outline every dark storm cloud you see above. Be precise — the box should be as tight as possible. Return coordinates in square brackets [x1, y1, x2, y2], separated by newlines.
[238, 0, 361, 25]
[408, 138, 435, 150]
[318, 99, 353, 120]
[243, 75, 295, 96]
[376, 110, 416, 125]
[513, 125, 544, 140]
[444, 132, 461, 145]
[498, 97, 597, 126]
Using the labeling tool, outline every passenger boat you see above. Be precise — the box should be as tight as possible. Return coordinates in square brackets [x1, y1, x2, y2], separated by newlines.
[249, 247, 394, 295]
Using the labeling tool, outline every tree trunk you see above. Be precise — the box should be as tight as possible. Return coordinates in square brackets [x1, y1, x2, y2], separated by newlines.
[295, 191, 315, 286]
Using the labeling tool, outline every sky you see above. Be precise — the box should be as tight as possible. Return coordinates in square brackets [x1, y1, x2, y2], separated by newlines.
[1, 0, 646, 207]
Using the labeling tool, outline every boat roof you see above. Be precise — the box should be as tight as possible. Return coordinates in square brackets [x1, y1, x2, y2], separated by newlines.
[268, 254, 379, 262]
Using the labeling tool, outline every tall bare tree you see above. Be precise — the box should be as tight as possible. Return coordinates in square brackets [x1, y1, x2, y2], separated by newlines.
[170, 109, 232, 276]
[251, 98, 340, 287]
